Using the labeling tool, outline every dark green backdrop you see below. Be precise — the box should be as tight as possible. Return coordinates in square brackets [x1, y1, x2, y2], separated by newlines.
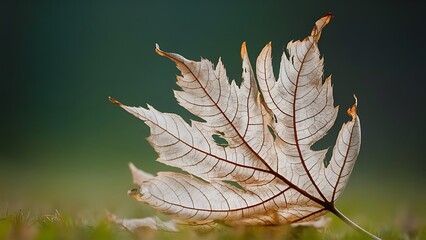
[1, 0, 425, 219]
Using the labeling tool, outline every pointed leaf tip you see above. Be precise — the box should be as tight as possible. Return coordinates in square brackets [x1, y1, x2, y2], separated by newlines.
[129, 162, 154, 185]
[311, 14, 332, 41]
[109, 96, 122, 106]
[347, 95, 358, 120]
[240, 42, 247, 59]
[155, 43, 166, 57]
[323, 12, 334, 19]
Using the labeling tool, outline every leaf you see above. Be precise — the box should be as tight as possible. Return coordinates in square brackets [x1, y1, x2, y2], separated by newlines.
[110, 14, 380, 239]
[108, 212, 178, 232]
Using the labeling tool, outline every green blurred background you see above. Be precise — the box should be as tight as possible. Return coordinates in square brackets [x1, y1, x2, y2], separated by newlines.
[1, 0, 425, 226]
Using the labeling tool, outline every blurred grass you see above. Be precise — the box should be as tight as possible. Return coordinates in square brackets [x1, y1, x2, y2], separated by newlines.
[0, 207, 425, 240]
[1, 177, 425, 239]
[1, 150, 425, 239]
[1, 135, 424, 240]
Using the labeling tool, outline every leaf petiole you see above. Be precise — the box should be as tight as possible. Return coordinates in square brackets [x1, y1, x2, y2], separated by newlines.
[330, 207, 381, 240]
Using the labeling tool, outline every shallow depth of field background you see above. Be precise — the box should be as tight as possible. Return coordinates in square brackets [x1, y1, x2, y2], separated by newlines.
[1, 0, 425, 235]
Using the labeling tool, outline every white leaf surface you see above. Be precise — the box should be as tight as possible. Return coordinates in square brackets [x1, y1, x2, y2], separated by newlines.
[111, 14, 363, 229]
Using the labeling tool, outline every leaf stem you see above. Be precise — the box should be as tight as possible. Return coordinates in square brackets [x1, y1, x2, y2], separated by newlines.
[330, 207, 381, 240]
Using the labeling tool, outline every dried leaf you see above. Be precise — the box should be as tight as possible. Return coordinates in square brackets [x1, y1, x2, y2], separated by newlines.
[108, 212, 177, 232]
[110, 14, 380, 239]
